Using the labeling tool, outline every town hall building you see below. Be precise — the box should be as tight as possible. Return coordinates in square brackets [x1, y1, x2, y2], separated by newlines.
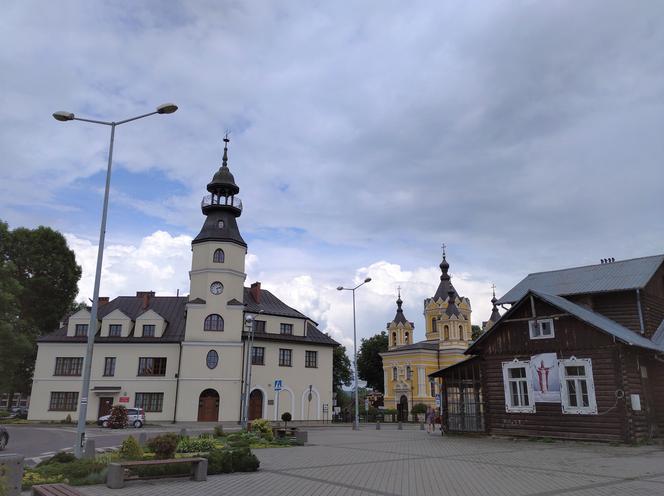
[28, 139, 338, 423]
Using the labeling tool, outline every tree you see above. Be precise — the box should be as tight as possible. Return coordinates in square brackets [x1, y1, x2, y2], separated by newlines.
[357, 331, 389, 393]
[471, 325, 483, 340]
[332, 345, 352, 393]
[0, 220, 81, 396]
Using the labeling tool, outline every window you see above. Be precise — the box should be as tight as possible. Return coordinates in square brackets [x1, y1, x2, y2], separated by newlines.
[206, 350, 219, 369]
[103, 357, 116, 377]
[559, 357, 597, 414]
[137, 357, 167, 376]
[204, 314, 224, 331]
[49, 392, 78, 411]
[502, 360, 535, 413]
[217, 220, 225, 229]
[305, 350, 318, 368]
[54, 357, 83, 376]
[279, 348, 292, 367]
[443, 325, 449, 340]
[392, 331, 396, 344]
[430, 381, 436, 397]
[142, 325, 155, 337]
[213, 248, 225, 263]
[252, 346, 265, 365]
[135, 392, 164, 412]
[431, 318, 437, 333]
[75, 324, 88, 337]
[459, 325, 464, 339]
[406, 365, 412, 380]
[404, 332, 409, 343]
[253, 320, 266, 333]
[529, 318, 554, 339]
[392, 367, 398, 380]
[280, 323, 293, 335]
[109, 324, 122, 337]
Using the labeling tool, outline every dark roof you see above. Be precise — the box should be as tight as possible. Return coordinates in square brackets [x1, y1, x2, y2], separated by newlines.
[497, 255, 664, 304]
[428, 356, 479, 378]
[38, 296, 188, 343]
[432, 255, 458, 301]
[192, 210, 246, 247]
[248, 322, 338, 347]
[468, 290, 664, 354]
[243, 287, 309, 321]
[384, 340, 438, 352]
[388, 296, 413, 327]
[653, 319, 664, 347]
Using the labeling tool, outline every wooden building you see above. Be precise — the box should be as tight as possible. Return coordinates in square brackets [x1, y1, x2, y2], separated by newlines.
[431, 255, 664, 442]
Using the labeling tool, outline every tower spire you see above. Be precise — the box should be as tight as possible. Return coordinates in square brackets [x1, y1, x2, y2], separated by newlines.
[222, 131, 230, 168]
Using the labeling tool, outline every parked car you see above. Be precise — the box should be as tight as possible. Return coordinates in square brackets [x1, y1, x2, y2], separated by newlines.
[97, 408, 145, 428]
[10, 406, 28, 419]
[0, 425, 8, 449]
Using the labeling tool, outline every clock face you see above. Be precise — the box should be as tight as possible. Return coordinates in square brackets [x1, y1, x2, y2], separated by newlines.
[210, 281, 224, 295]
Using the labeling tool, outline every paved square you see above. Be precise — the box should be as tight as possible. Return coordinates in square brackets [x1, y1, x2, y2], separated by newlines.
[84, 425, 664, 496]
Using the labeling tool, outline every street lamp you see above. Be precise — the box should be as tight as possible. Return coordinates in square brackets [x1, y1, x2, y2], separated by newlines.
[337, 276, 371, 430]
[53, 103, 178, 457]
[241, 310, 262, 429]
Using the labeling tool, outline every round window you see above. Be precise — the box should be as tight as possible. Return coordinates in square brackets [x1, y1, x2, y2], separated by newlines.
[206, 350, 219, 369]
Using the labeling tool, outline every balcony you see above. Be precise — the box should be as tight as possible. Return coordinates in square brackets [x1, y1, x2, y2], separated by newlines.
[201, 194, 243, 211]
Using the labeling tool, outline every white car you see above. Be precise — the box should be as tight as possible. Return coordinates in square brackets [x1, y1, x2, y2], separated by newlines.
[98, 407, 145, 428]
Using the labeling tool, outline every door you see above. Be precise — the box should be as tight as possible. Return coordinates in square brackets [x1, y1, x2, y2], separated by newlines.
[249, 389, 263, 420]
[398, 395, 409, 422]
[197, 389, 220, 421]
[98, 397, 113, 418]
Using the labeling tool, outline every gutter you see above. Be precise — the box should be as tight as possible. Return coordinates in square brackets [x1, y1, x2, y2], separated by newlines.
[636, 289, 646, 335]
[172, 342, 183, 423]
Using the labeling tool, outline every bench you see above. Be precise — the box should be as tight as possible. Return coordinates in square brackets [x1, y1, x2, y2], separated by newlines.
[273, 427, 298, 438]
[32, 484, 86, 496]
[106, 457, 207, 489]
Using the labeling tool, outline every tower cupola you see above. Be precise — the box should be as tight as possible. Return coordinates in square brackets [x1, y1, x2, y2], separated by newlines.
[387, 288, 414, 349]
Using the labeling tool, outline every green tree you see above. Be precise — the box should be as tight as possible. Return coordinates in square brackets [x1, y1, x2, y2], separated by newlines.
[0, 220, 81, 396]
[332, 345, 352, 393]
[357, 331, 389, 393]
[471, 325, 483, 340]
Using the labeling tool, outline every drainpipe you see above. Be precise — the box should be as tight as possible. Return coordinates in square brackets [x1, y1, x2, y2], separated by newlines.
[172, 342, 183, 423]
[636, 289, 646, 335]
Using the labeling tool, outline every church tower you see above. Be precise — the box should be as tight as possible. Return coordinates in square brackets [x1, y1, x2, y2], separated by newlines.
[387, 290, 414, 349]
[185, 136, 248, 343]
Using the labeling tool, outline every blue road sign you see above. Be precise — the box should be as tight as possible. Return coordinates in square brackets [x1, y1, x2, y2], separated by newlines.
[435, 393, 441, 408]
[274, 379, 283, 391]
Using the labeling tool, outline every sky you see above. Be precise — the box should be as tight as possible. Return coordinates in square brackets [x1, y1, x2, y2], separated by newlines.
[2, 1, 664, 350]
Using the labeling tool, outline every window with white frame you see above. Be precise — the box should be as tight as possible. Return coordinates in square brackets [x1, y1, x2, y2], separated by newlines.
[558, 357, 597, 414]
[529, 318, 554, 339]
[502, 360, 535, 413]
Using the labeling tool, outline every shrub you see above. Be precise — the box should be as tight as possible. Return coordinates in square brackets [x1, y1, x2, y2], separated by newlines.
[109, 406, 128, 429]
[230, 447, 259, 472]
[205, 448, 234, 474]
[176, 436, 217, 453]
[147, 433, 179, 459]
[34, 459, 106, 483]
[22, 470, 67, 489]
[119, 436, 143, 460]
[281, 412, 292, 428]
[38, 451, 77, 466]
[62, 414, 73, 424]
[213, 425, 225, 437]
[225, 432, 256, 448]
[251, 418, 273, 441]
[411, 403, 428, 415]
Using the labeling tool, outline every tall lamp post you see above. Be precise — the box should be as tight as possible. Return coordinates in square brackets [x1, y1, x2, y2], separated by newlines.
[53, 103, 178, 457]
[337, 277, 371, 430]
[241, 310, 263, 429]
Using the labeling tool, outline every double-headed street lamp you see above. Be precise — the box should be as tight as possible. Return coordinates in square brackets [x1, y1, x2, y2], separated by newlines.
[337, 277, 371, 430]
[53, 103, 178, 457]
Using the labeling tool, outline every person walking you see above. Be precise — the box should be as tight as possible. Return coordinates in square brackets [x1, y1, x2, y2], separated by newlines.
[426, 406, 435, 434]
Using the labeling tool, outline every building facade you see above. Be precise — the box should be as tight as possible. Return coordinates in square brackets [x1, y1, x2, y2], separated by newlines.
[380, 252, 471, 420]
[28, 140, 337, 423]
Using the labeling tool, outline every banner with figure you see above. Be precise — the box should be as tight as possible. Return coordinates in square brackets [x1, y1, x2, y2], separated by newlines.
[529, 353, 561, 403]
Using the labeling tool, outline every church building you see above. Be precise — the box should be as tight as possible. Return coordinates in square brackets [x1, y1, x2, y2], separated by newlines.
[380, 251, 472, 420]
[28, 138, 337, 423]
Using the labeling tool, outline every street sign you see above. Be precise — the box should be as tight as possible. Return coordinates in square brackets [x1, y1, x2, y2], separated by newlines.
[119, 396, 130, 403]
[322, 404, 329, 412]
[435, 393, 441, 408]
[274, 379, 282, 391]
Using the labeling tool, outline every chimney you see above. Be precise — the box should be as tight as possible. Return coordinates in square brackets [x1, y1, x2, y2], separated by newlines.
[136, 291, 155, 310]
[250, 282, 261, 304]
[98, 297, 110, 306]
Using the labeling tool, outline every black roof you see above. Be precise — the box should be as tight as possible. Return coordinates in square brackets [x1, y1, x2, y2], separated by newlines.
[243, 287, 309, 321]
[388, 296, 413, 328]
[384, 340, 438, 352]
[192, 209, 246, 247]
[247, 322, 338, 347]
[432, 255, 458, 302]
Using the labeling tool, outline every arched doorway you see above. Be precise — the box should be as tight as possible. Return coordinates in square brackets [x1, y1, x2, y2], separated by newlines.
[249, 389, 263, 420]
[198, 389, 219, 421]
[397, 395, 409, 422]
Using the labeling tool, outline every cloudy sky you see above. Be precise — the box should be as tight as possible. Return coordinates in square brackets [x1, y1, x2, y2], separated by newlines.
[2, 1, 664, 349]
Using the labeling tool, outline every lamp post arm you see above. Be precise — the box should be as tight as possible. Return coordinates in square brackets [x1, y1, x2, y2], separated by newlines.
[116, 111, 159, 125]
[73, 117, 113, 126]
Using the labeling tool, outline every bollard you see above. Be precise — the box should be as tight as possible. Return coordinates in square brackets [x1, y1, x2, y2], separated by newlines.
[179, 428, 188, 438]
[376, 421, 381, 430]
[107, 463, 125, 489]
[420, 422, 425, 431]
[0, 454, 24, 496]
[295, 431, 308, 445]
[398, 421, 403, 430]
[138, 432, 147, 446]
[193, 459, 208, 481]
[83, 438, 96, 459]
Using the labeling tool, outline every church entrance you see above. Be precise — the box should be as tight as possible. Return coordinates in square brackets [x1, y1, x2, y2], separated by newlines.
[397, 395, 409, 422]
[248, 389, 263, 420]
[197, 389, 220, 421]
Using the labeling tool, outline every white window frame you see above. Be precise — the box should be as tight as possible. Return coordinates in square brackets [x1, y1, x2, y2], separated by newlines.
[528, 318, 555, 340]
[558, 357, 597, 415]
[502, 359, 536, 413]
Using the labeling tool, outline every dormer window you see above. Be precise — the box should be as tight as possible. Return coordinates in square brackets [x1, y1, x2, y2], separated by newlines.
[217, 220, 225, 229]
[213, 249, 225, 263]
[75, 324, 88, 337]
[109, 324, 122, 337]
[280, 323, 293, 335]
[529, 319, 554, 339]
[142, 325, 155, 337]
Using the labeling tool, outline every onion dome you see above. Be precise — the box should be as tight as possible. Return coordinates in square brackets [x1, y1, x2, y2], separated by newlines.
[489, 286, 501, 323]
[392, 292, 409, 325]
[206, 137, 239, 196]
[433, 251, 457, 301]
[445, 290, 461, 317]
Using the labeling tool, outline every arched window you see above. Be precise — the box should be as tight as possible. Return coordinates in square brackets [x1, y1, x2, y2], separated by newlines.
[213, 249, 225, 263]
[431, 317, 437, 333]
[204, 314, 224, 331]
[392, 332, 397, 344]
[392, 367, 398, 380]
[459, 325, 464, 339]
[206, 350, 219, 369]
[404, 332, 409, 343]
[443, 325, 449, 340]
[406, 365, 412, 380]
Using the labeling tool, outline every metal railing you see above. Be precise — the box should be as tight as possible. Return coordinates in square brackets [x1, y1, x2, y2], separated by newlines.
[201, 194, 243, 211]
